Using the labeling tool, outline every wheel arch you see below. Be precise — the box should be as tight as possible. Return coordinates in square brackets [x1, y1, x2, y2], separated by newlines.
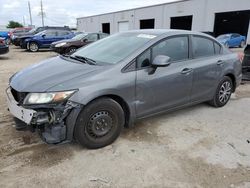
[224, 73, 236, 92]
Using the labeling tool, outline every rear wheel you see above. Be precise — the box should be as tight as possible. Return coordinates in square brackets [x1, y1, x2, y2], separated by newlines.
[29, 42, 39, 52]
[74, 98, 125, 149]
[209, 76, 233, 107]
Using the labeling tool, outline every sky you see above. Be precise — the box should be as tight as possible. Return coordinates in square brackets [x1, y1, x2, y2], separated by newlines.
[0, 0, 178, 28]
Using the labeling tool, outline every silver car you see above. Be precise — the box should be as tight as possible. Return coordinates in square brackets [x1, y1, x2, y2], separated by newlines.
[6, 30, 242, 149]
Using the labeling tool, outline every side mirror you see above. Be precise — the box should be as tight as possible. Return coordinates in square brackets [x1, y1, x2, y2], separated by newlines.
[42, 34, 46, 38]
[82, 38, 88, 42]
[152, 55, 171, 67]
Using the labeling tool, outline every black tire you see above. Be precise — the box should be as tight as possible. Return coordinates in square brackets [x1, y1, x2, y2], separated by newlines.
[29, 42, 39, 52]
[209, 76, 233, 107]
[66, 46, 77, 54]
[74, 98, 125, 149]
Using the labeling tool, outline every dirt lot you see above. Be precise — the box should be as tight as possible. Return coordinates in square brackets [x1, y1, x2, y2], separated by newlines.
[0, 46, 250, 188]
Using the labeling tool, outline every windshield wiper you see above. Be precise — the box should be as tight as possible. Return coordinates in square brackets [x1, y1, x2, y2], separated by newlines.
[61, 54, 96, 65]
[74, 55, 97, 65]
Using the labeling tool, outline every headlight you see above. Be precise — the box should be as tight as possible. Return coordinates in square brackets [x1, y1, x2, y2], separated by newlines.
[55, 42, 67, 47]
[23, 90, 76, 105]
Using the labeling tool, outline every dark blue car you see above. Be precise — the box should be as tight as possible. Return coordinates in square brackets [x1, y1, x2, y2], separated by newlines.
[0, 37, 9, 55]
[24, 29, 75, 52]
[216, 33, 246, 48]
[0, 30, 11, 44]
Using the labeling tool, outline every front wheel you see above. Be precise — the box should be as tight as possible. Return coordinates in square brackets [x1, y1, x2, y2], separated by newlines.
[209, 76, 233, 107]
[29, 42, 39, 52]
[74, 98, 125, 149]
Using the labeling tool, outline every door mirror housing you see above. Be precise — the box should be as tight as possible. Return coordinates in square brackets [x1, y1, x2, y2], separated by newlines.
[152, 55, 171, 67]
[82, 38, 88, 42]
[41, 34, 46, 38]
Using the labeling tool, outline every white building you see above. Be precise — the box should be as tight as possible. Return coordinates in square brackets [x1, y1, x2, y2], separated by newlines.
[77, 0, 250, 42]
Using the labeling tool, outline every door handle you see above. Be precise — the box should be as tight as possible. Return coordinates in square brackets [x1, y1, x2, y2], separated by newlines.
[217, 60, 224, 65]
[181, 68, 193, 74]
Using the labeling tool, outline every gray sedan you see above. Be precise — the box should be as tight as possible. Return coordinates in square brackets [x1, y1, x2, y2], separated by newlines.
[6, 30, 242, 149]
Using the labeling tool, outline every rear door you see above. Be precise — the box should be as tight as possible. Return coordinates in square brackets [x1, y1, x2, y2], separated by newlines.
[136, 35, 193, 117]
[189, 35, 224, 102]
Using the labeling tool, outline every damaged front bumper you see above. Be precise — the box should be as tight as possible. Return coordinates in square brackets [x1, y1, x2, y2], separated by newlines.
[6, 87, 82, 144]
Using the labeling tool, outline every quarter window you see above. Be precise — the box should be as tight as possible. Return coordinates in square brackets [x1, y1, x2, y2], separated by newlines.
[152, 36, 189, 62]
[137, 49, 151, 68]
[192, 36, 214, 58]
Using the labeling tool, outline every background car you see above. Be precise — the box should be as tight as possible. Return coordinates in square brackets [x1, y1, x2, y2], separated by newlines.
[10, 27, 32, 45]
[0, 29, 11, 45]
[16, 26, 71, 48]
[216, 33, 246, 48]
[0, 37, 9, 55]
[24, 29, 75, 52]
[242, 44, 250, 80]
[51, 32, 109, 54]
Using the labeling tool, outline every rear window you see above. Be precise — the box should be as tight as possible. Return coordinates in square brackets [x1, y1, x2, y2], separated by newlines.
[192, 36, 215, 58]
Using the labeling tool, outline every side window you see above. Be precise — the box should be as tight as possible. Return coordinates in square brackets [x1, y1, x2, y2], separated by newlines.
[99, 33, 108, 39]
[58, 31, 70, 36]
[192, 36, 214, 58]
[86, 34, 98, 42]
[137, 49, 151, 68]
[45, 31, 57, 37]
[152, 36, 189, 62]
[214, 42, 221, 54]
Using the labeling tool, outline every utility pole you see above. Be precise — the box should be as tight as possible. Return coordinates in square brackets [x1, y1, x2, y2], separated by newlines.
[28, 1, 33, 26]
[41, 0, 44, 26]
[23, 16, 26, 26]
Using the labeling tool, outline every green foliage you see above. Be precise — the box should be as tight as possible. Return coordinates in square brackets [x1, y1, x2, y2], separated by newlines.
[6, 21, 23, 28]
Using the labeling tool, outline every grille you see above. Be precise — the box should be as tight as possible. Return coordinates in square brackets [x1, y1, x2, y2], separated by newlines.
[10, 88, 27, 104]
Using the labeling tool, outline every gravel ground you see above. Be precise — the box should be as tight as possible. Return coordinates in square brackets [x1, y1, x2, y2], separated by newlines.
[0, 46, 250, 188]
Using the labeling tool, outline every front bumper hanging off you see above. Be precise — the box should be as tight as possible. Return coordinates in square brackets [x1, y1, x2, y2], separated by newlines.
[6, 87, 82, 144]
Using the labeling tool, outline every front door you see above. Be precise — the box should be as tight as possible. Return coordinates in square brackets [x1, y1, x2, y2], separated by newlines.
[135, 35, 193, 118]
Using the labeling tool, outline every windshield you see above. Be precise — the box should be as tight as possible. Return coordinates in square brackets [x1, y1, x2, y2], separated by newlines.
[73, 32, 156, 64]
[72, 33, 88, 40]
[217, 34, 231, 40]
[27, 28, 36, 34]
[34, 31, 45, 36]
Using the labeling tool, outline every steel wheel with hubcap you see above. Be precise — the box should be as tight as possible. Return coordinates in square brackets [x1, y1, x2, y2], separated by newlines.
[74, 97, 125, 149]
[29, 42, 39, 52]
[209, 76, 233, 107]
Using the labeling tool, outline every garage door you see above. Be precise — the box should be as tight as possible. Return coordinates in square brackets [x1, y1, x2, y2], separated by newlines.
[118, 21, 129, 32]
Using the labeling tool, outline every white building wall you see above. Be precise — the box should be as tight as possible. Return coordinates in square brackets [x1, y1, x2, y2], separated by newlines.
[77, 0, 250, 41]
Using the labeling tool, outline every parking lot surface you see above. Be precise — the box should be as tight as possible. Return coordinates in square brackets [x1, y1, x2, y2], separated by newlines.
[0, 46, 250, 188]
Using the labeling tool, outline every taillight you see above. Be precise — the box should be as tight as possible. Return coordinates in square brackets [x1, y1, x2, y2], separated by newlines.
[237, 52, 244, 63]
[0, 40, 5, 45]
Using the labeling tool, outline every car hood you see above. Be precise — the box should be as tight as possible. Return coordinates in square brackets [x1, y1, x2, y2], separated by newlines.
[19, 34, 34, 39]
[52, 39, 79, 45]
[10, 56, 106, 92]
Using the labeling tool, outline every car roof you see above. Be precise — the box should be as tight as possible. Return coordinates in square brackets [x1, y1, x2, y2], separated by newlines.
[122, 29, 213, 38]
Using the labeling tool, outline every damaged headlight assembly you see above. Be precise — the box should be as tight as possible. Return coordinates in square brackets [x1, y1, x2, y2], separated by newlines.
[23, 90, 77, 105]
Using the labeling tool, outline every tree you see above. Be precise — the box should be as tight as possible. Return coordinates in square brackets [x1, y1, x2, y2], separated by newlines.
[6, 21, 23, 28]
